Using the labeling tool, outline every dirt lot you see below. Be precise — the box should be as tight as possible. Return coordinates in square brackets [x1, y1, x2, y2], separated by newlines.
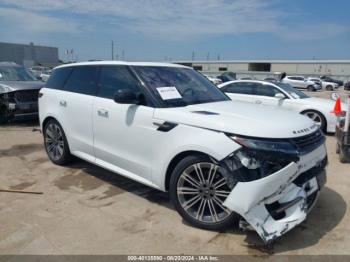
[0, 90, 349, 255]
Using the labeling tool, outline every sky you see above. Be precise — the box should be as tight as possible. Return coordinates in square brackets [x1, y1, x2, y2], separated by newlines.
[0, 0, 349, 62]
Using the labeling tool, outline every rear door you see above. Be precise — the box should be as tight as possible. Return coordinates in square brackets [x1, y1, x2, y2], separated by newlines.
[60, 66, 99, 161]
[92, 65, 155, 183]
[221, 82, 256, 104]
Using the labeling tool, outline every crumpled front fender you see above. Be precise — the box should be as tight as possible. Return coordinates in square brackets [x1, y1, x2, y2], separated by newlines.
[223, 144, 326, 244]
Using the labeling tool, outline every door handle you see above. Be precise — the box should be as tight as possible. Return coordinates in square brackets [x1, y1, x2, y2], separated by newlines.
[97, 109, 109, 117]
[59, 100, 67, 107]
[255, 100, 262, 104]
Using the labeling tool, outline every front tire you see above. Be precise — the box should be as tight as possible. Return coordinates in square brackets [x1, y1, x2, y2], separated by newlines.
[43, 119, 73, 165]
[302, 110, 327, 132]
[326, 85, 333, 91]
[169, 154, 239, 231]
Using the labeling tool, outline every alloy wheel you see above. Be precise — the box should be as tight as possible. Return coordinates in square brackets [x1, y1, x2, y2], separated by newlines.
[177, 162, 232, 224]
[45, 123, 64, 161]
[304, 111, 322, 127]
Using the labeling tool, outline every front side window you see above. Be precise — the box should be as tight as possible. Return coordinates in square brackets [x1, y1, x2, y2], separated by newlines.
[97, 66, 142, 99]
[222, 82, 255, 95]
[256, 84, 281, 97]
[64, 66, 99, 95]
[133, 66, 228, 107]
[0, 66, 37, 81]
[275, 83, 309, 99]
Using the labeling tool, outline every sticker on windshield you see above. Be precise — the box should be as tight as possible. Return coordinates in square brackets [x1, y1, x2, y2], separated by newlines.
[290, 92, 300, 99]
[156, 86, 182, 100]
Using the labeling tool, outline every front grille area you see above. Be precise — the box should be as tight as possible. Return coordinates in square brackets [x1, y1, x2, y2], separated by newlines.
[290, 129, 325, 154]
[13, 89, 40, 103]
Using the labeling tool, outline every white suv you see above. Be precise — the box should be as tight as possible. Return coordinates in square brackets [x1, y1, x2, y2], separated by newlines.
[282, 76, 321, 91]
[39, 61, 327, 244]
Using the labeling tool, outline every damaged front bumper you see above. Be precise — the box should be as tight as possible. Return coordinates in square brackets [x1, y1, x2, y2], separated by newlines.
[223, 144, 327, 244]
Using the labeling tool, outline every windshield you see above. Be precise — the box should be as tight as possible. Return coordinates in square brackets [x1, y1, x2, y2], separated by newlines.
[0, 66, 37, 81]
[275, 82, 309, 99]
[133, 66, 229, 107]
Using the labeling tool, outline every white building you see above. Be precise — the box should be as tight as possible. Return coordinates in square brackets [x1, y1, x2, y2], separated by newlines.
[174, 60, 350, 81]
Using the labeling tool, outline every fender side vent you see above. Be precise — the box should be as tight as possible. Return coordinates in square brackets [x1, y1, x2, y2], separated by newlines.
[153, 121, 177, 132]
[191, 110, 219, 115]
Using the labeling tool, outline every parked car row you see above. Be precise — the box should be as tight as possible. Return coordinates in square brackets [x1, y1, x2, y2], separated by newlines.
[206, 71, 348, 92]
[38, 61, 329, 244]
[28, 66, 52, 81]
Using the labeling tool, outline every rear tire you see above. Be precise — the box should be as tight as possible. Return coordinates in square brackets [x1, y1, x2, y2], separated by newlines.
[43, 119, 73, 165]
[169, 154, 239, 231]
[307, 85, 315, 92]
[301, 110, 327, 132]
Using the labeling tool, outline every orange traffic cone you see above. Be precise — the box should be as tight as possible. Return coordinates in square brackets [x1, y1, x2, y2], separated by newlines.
[332, 98, 342, 116]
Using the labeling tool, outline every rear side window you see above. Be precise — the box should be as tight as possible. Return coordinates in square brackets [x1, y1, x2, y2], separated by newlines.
[97, 66, 141, 99]
[46, 67, 72, 90]
[64, 66, 99, 95]
[222, 82, 255, 95]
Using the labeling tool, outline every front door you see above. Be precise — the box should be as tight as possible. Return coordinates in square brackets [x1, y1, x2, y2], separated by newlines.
[93, 65, 155, 183]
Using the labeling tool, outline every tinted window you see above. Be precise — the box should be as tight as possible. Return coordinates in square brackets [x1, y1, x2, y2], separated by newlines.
[64, 66, 99, 95]
[46, 67, 72, 90]
[222, 82, 255, 95]
[256, 84, 281, 97]
[275, 83, 309, 99]
[133, 66, 228, 108]
[97, 66, 141, 99]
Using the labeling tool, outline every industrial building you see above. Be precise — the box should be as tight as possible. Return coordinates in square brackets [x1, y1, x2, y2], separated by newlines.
[175, 60, 350, 81]
[0, 42, 59, 67]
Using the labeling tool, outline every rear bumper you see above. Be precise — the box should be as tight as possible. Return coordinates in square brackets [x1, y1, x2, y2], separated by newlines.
[223, 144, 327, 244]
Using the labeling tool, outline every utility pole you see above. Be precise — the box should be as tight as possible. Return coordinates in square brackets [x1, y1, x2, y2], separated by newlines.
[111, 40, 114, 60]
[206, 52, 210, 61]
[192, 51, 195, 61]
[122, 49, 125, 60]
[217, 54, 220, 61]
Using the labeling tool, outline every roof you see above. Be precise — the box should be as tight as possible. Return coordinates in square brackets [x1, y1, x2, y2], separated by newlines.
[174, 60, 350, 64]
[55, 61, 190, 69]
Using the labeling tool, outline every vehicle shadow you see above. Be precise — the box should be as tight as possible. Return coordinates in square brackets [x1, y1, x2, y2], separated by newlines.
[64, 159, 173, 210]
[0, 119, 39, 128]
[61, 160, 346, 254]
[243, 186, 346, 254]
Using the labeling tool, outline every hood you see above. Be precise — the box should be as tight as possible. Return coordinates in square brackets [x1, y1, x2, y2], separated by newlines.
[0, 81, 45, 94]
[154, 101, 317, 139]
[304, 97, 347, 111]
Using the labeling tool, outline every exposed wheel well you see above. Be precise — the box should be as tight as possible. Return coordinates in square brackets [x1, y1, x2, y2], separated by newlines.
[164, 151, 210, 191]
[42, 116, 58, 130]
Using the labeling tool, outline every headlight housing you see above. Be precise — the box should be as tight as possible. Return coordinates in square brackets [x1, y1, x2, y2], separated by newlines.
[220, 135, 300, 183]
[229, 135, 299, 155]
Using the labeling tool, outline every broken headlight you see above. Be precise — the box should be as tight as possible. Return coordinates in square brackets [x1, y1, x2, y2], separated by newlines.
[221, 135, 300, 184]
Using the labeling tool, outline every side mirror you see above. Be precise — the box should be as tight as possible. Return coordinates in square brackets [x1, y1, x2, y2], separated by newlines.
[114, 89, 140, 104]
[275, 93, 285, 99]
